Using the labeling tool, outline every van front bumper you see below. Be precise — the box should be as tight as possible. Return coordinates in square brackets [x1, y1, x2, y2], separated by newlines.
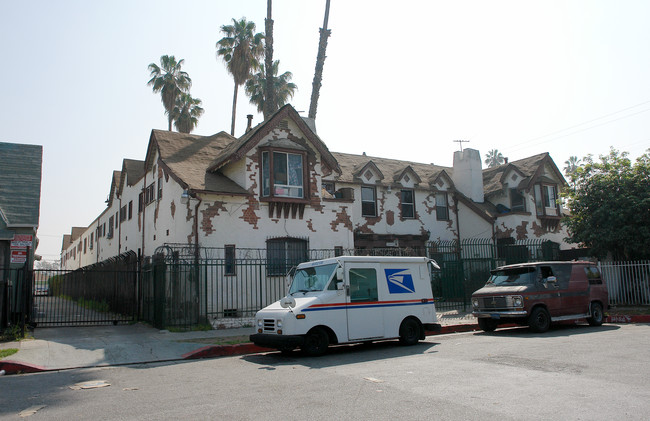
[250, 333, 304, 350]
[473, 311, 528, 318]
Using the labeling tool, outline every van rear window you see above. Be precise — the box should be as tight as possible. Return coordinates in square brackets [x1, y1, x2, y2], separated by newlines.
[487, 267, 536, 286]
[585, 267, 602, 284]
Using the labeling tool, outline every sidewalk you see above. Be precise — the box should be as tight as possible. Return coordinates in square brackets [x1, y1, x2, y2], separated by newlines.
[2, 311, 645, 375]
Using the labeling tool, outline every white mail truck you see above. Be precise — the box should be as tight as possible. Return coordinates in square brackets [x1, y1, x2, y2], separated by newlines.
[250, 256, 441, 356]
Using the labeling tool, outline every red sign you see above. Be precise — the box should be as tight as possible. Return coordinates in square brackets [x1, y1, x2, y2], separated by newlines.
[11, 234, 33, 249]
[11, 249, 28, 264]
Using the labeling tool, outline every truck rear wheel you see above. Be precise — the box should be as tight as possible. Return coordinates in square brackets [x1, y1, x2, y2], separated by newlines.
[301, 327, 329, 356]
[399, 318, 421, 346]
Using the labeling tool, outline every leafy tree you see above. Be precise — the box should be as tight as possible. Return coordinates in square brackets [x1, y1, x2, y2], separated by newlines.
[564, 148, 650, 260]
[217, 18, 264, 135]
[148, 55, 192, 131]
[245, 60, 297, 114]
[484, 149, 505, 168]
[171, 93, 204, 133]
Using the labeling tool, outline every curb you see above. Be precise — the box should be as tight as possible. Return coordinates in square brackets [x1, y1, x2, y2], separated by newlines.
[605, 315, 650, 324]
[0, 360, 46, 376]
[182, 343, 273, 360]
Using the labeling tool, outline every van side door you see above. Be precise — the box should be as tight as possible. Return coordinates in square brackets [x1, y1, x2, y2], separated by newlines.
[346, 264, 384, 341]
[562, 264, 590, 315]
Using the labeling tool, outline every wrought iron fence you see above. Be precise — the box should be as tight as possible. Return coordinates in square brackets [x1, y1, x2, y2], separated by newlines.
[32, 268, 138, 326]
[599, 261, 650, 306]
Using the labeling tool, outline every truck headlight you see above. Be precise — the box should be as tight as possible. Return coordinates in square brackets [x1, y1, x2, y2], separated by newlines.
[257, 319, 263, 328]
[276, 320, 283, 328]
[513, 296, 523, 307]
[472, 298, 479, 309]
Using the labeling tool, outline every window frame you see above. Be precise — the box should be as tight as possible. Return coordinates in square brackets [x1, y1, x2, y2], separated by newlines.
[400, 189, 415, 219]
[510, 188, 526, 212]
[225, 245, 236, 276]
[259, 148, 308, 202]
[361, 185, 377, 217]
[266, 237, 308, 276]
[435, 192, 449, 221]
[534, 183, 560, 217]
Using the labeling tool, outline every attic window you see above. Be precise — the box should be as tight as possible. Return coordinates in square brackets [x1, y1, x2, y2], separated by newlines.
[404, 174, 410, 183]
[364, 170, 373, 181]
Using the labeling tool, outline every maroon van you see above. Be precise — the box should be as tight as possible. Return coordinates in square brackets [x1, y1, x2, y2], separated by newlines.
[471, 261, 609, 333]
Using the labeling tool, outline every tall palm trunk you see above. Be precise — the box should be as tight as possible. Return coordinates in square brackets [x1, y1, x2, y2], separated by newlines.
[168, 115, 173, 131]
[264, 0, 275, 120]
[231, 83, 239, 136]
[308, 0, 331, 120]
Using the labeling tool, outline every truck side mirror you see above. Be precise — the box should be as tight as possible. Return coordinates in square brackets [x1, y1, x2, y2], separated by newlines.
[336, 281, 344, 290]
[336, 267, 344, 281]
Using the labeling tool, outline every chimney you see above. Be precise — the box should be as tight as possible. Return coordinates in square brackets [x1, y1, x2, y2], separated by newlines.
[504, 157, 509, 164]
[246, 115, 253, 133]
[451, 148, 484, 203]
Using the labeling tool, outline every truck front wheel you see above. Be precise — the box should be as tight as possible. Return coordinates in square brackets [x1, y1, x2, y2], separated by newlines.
[301, 327, 329, 356]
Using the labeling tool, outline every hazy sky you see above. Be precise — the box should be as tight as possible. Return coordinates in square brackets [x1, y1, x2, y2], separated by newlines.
[1, 0, 649, 262]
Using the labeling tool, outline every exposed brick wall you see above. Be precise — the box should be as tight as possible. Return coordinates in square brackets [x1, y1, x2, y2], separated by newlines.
[516, 221, 529, 240]
[330, 206, 353, 232]
[201, 201, 228, 235]
[495, 223, 515, 239]
[386, 210, 395, 226]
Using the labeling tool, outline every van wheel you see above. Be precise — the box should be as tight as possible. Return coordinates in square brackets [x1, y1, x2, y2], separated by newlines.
[587, 302, 604, 326]
[399, 318, 421, 346]
[528, 307, 550, 333]
[301, 327, 329, 356]
[478, 318, 498, 332]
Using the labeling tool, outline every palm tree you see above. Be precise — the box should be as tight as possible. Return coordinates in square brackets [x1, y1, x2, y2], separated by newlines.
[171, 93, 204, 134]
[308, 0, 331, 120]
[485, 149, 505, 168]
[564, 156, 581, 176]
[147, 55, 192, 131]
[264, 0, 275, 120]
[245, 60, 297, 114]
[216, 18, 264, 135]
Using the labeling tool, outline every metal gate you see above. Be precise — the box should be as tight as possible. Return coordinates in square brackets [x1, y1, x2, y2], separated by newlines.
[31, 269, 138, 327]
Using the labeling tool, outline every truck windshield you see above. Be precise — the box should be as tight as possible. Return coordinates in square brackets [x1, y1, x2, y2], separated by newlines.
[487, 267, 536, 286]
[289, 263, 337, 294]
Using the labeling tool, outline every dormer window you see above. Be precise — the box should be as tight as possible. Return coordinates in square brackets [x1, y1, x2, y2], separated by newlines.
[261, 150, 305, 199]
[534, 184, 559, 217]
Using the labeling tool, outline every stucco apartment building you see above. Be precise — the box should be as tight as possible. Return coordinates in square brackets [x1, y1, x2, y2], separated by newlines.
[61, 105, 569, 270]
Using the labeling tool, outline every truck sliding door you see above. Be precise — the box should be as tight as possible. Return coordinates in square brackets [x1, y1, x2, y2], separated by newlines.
[346, 265, 384, 340]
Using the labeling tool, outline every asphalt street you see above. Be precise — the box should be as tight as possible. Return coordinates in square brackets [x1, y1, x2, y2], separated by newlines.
[1, 323, 649, 420]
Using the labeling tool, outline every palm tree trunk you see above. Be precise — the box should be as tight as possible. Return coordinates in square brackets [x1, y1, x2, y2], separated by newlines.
[264, 0, 275, 120]
[168, 114, 173, 131]
[231, 83, 238, 136]
[308, 0, 331, 120]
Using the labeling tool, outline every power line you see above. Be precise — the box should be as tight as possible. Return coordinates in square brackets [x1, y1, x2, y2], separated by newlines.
[507, 100, 650, 154]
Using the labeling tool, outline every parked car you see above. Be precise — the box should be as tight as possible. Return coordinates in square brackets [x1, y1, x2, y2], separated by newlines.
[471, 261, 608, 333]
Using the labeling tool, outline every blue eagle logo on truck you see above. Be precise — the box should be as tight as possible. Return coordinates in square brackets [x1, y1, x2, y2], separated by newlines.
[385, 269, 415, 294]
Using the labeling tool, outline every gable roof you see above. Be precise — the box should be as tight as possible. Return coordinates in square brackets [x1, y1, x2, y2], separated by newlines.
[0, 142, 42, 227]
[207, 104, 340, 174]
[332, 152, 448, 187]
[482, 152, 566, 197]
[148, 130, 248, 195]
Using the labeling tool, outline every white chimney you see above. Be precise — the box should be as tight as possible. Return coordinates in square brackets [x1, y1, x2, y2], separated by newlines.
[452, 148, 484, 203]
